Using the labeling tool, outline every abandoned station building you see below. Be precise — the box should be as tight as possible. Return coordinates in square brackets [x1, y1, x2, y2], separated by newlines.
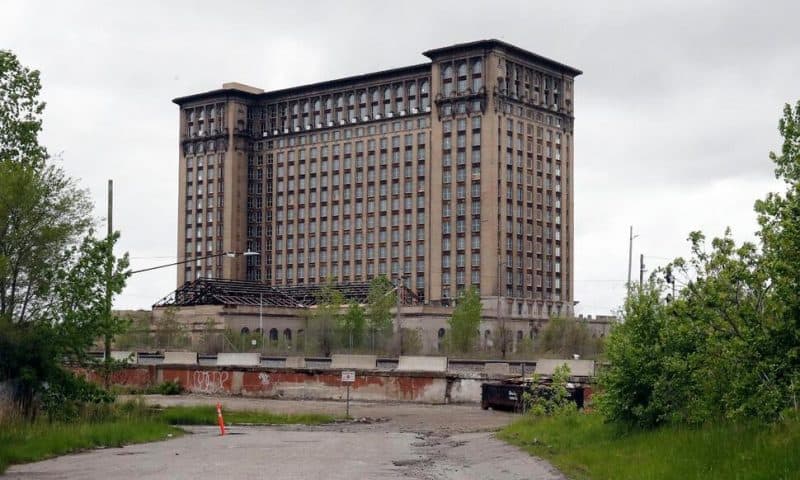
[158, 39, 583, 352]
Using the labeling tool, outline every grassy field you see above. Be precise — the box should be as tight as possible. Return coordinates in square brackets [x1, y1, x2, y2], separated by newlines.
[0, 400, 336, 474]
[498, 411, 800, 480]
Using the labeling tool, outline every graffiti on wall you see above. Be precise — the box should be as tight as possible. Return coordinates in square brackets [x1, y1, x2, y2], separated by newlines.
[192, 370, 229, 394]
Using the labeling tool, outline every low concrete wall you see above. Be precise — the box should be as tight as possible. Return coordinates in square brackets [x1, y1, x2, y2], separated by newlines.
[163, 351, 198, 365]
[396, 356, 447, 372]
[483, 362, 511, 376]
[217, 353, 260, 366]
[330, 354, 377, 370]
[284, 356, 307, 368]
[85, 364, 488, 404]
[110, 351, 138, 363]
[535, 359, 595, 377]
[448, 377, 484, 404]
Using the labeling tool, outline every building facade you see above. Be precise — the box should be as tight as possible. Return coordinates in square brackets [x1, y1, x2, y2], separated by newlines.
[173, 39, 581, 320]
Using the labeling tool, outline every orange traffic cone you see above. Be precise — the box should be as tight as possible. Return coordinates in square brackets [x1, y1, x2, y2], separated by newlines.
[216, 402, 226, 436]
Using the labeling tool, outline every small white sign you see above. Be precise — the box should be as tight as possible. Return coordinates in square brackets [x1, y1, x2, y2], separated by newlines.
[341, 370, 356, 383]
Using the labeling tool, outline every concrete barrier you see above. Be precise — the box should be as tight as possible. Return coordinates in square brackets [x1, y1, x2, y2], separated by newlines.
[535, 359, 595, 377]
[163, 351, 198, 365]
[330, 354, 377, 370]
[483, 362, 511, 376]
[217, 353, 260, 366]
[284, 356, 307, 368]
[396, 356, 447, 372]
[110, 351, 138, 364]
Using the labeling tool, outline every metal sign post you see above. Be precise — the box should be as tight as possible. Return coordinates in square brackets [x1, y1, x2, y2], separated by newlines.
[341, 370, 355, 418]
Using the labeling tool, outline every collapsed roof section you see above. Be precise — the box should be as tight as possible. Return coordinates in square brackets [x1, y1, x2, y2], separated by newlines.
[153, 278, 419, 308]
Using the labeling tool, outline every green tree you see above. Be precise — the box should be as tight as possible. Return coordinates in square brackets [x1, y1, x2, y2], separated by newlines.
[152, 307, 190, 350]
[447, 286, 482, 353]
[599, 102, 800, 426]
[399, 327, 423, 355]
[339, 301, 366, 350]
[753, 100, 800, 414]
[307, 277, 344, 356]
[0, 51, 129, 416]
[365, 275, 395, 351]
[597, 282, 677, 427]
[0, 50, 48, 165]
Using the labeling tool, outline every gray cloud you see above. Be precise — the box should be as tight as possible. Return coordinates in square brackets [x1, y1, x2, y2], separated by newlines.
[2, 0, 797, 315]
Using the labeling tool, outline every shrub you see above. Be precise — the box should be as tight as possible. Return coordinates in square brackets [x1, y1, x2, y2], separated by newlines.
[523, 364, 576, 417]
[154, 380, 183, 396]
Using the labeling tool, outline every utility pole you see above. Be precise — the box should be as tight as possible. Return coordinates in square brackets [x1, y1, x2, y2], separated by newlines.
[103, 180, 113, 385]
[396, 276, 403, 355]
[627, 226, 634, 292]
[639, 253, 645, 286]
[259, 291, 263, 353]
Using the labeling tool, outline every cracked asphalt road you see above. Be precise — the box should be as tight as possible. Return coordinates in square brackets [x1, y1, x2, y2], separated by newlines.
[5, 396, 566, 480]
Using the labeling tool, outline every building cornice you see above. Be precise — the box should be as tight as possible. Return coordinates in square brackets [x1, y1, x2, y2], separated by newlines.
[423, 39, 582, 77]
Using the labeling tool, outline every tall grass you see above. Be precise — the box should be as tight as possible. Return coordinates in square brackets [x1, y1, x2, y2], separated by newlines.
[0, 400, 180, 474]
[159, 405, 334, 426]
[0, 400, 337, 474]
[498, 412, 800, 480]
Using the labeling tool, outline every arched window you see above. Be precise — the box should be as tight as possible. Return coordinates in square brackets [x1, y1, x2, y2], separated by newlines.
[283, 328, 292, 342]
[472, 60, 482, 75]
[348, 93, 355, 105]
[457, 62, 467, 78]
[292, 103, 299, 115]
[372, 89, 380, 103]
[325, 97, 332, 110]
[438, 328, 446, 338]
[473, 75, 484, 92]
[384, 88, 392, 100]
[443, 65, 454, 96]
[254, 327, 263, 335]
[408, 83, 417, 97]
[314, 100, 321, 112]
[396, 86, 405, 112]
[443, 65, 454, 80]
[359, 92, 367, 104]
[303, 101, 310, 114]
[336, 96, 344, 108]
[269, 328, 279, 342]
[241, 327, 250, 334]
[421, 80, 429, 95]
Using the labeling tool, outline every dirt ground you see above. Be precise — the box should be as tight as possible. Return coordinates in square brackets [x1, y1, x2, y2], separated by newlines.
[5, 395, 566, 480]
[138, 394, 516, 434]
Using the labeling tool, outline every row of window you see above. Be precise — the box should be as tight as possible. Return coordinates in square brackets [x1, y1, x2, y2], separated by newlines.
[264, 78, 432, 133]
[440, 58, 484, 96]
[261, 118, 429, 150]
[273, 222, 426, 250]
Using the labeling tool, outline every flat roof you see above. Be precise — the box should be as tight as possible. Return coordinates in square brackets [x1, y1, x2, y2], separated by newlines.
[424, 39, 582, 76]
[172, 63, 430, 106]
[173, 39, 581, 106]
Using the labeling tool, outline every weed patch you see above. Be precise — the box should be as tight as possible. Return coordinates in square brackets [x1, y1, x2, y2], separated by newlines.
[498, 412, 800, 480]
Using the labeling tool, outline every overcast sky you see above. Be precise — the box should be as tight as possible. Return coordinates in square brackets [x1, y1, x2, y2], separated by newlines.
[2, 0, 798, 315]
